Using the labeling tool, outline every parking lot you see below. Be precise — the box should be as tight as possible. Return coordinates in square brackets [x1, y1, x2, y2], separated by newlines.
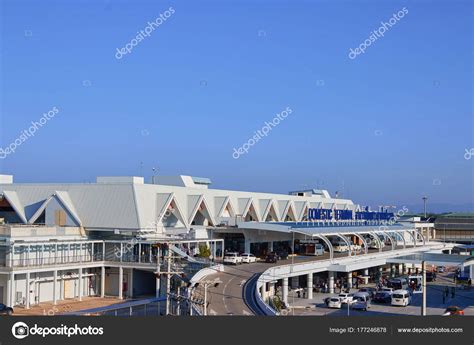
[286, 275, 474, 316]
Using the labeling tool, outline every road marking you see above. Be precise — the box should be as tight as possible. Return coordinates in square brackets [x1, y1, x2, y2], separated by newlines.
[209, 309, 217, 316]
[240, 279, 247, 286]
[242, 310, 252, 316]
[222, 276, 235, 314]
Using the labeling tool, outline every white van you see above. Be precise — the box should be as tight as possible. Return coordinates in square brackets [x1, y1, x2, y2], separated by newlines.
[313, 244, 325, 256]
[333, 241, 349, 253]
[391, 289, 411, 306]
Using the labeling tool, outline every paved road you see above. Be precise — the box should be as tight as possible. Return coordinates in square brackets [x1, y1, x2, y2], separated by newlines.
[200, 246, 406, 315]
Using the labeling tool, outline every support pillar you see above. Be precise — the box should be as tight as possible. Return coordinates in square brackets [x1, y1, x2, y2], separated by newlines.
[347, 272, 353, 289]
[363, 269, 369, 276]
[60, 272, 64, 301]
[398, 264, 403, 275]
[25, 272, 30, 309]
[78, 268, 83, 301]
[53, 270, 57, 305]
[268, 241, 273, 252]
[244, 239, 251, 254]
[118, 266, 123, 299]
[129, 268, 134, 298]
[307, 273, 313, 299]
[282, 278, 288, 305]
[328, 272, 334, 294]
[101, 266, 105, 298]
[9, 272, 14, 306]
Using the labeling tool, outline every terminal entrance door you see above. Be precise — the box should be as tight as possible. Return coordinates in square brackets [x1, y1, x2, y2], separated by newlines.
[250, 243, 269, 257]
[222, 233, 245, 253]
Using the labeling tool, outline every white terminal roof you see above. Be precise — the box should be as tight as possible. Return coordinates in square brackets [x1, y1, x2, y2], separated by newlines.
[0, 175, 356, 231]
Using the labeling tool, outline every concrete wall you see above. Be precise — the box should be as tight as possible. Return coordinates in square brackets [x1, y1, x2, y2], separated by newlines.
[6, 269, 98, 307]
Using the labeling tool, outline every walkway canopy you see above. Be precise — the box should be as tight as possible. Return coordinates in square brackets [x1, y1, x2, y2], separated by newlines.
[237, 221, 414, 236]
[387, 253, 474, 268]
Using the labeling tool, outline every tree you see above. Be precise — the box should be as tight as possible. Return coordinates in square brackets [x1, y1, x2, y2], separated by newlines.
[198, 244, 211, 258]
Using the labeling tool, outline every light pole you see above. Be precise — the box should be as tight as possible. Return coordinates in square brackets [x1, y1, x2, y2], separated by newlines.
[421, 260, 426, 316]
[195, 279, 221, 316]
[422, 196, 428, 218]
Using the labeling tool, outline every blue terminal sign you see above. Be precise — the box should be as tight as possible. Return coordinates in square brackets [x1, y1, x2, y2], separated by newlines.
[307, 208, 395, 221]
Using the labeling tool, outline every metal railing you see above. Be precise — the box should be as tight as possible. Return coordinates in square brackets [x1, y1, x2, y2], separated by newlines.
[8, 253, 105, 268]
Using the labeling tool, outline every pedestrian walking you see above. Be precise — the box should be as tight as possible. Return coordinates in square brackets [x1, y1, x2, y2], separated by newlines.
[451, 287, 455, 298]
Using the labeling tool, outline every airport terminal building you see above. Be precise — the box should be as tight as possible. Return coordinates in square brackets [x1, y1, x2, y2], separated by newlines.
[0, 174, 436, 308]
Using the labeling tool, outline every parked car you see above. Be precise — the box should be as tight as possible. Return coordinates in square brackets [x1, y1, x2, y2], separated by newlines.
[338, 293, 354, 304]
[241, 253, 257, 263]
[443, 306, 464, 316]
[437, 266, 446, 273]
[223, 252, 243, 265]
[391, 289, 411, 307]
[358, 287, 376, 298]
[380, 287, 394, 295]
[265, 253, 278, 263]
[0, 304, 13, 315]
[275, 250, 288, 260]
[327, 297, 342, 309]
[373, 291, 391, 303]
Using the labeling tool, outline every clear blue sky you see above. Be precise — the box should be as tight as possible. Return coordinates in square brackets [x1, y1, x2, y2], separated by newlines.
[0, 0, 472, 212]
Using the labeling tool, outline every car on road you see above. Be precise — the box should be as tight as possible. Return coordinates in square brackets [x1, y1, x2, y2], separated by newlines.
[443, 306, 464, 316]
[241, 253, 257, 263]
[338, 293, 354, 304]
[373, 291, 391, 303]
[223, 252, 243, 265]
[351, 293, 371, 311]
[391, 289, 411, 307]
[333, 241, 349, 253]
[265, 253, 278, 263]
[0, 304, 13, 315]
[358, 287, 376, 298]
[327, 297, 342, 309]
[437, 266, 446, 273]
[351, 292, 371, 311]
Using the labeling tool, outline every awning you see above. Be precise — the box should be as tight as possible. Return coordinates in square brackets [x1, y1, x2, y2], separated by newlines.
[387, 253, 474, 267]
